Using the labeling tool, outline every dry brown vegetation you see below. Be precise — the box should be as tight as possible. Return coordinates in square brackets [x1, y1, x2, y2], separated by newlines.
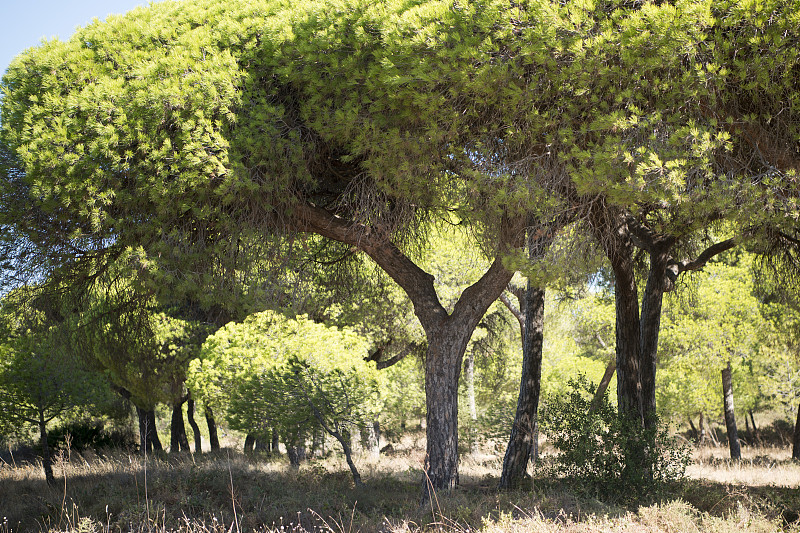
[1, 436, 799, 533]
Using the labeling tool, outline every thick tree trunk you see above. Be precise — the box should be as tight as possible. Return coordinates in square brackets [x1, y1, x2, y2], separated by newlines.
[423, 327, 472, 498]
[499, 287, 545, 490]
[721, 363, 741, 459]
[243, 434, 255, 453]
[793, 402, 800, 460]
[688, 417, 699, 442]
[137, 406, 162, 454]
[205, 406, 220, 451]
[610, 243, 644, 424]
[186, 398, 202, 454]
[464, 351, 478, 455]
[722, 363, 741, 459]
[170, 401, 190, 453]
[38, 410, 55, 487]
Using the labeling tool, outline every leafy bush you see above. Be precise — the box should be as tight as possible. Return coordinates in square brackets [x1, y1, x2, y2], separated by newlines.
[47, 419, 136, 452]
[540, 375, 689, 501]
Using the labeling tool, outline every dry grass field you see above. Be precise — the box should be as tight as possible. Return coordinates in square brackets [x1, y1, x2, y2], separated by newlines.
[1, 434, 799, 533]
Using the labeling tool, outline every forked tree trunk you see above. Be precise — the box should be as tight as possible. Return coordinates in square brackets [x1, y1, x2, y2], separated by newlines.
[499, 287, 545, 490]
[205, 406, 220, 451]
[186, 398, 202, 454]
[148, 410, 163, 451]
[722, 362, 741, 459]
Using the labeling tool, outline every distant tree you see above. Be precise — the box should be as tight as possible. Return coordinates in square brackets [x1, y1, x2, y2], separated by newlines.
[0, 290, 108, 485]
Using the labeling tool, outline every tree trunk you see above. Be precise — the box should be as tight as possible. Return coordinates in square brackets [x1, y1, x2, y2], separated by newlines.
[365, 422, 380, 459]
[422, 326, 473, 499]
[137, 406, 162, 454]
[698, 412, 707, 445]
[499, 287, 545, 490]
[722, 362, 741, 459]
[749, 410, 759, 443]
[205, 405, 220, 451]
[186, 398, 202, 454]
[38, 410, 55, 487]
[148, 410, 163, 452]
[272, 428, 280, 455]
[611, 245, 644, 425]
[590, 354, 617, 412]
[464, 350, 478, 455]
[688, 417, 699, 442]
[170, 401, 190, 453]
[793, 402, 800, 460]
[639, 250, 671, 427]
[243, 434, 255, 453]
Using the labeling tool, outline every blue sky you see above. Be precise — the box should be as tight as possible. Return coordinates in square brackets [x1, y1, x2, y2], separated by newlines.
[1, 0, 157, 77]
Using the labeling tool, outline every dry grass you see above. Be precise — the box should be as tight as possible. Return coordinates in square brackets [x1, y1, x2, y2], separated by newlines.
[0, 440, 798, 533]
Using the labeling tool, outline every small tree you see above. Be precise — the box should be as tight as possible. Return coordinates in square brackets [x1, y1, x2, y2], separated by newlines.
[0, 290, 107, 485]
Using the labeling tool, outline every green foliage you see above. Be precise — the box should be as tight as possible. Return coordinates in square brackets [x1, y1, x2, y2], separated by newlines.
[190, 310, 382, 449]
[46, 418, 136, 453]
[0, 289, 110, 437]
[540, 375, 689, 501]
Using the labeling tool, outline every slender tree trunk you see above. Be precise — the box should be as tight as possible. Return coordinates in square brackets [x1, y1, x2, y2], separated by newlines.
[148, 410, 163, 452]
[590, 354, 617, 412]
[639, 249, 671, 427]
[170, 401, 190, 453]
[243, 434, 255, 453]
[749, 410, 759, 443]
[793, 402, 800, 460]
[722, 362, 741, 459]
[205, 406, 220, 451]
[688, 417, 699, 442]
[137, 406, 150, 453]
[312, 427, 324, 457]
[186, 398, 202, 454]
[499, 287, 545, 490]
[698, 412, 707, 445]
[38, 410, 55, 487]
[464, 350, 478, 455]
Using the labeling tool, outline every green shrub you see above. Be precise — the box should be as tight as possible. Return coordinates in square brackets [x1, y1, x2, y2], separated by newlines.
[47, 419, 136, 452]
[540, 375, 689, 501]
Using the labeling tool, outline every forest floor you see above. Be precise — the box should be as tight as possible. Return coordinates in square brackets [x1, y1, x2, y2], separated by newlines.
[1, 434, 799, 532]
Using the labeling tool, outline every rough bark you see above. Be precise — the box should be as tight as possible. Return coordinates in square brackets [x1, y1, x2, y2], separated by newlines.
[294, 202, 524, 500]
[499, 287, 545, 490]
[639, 249, 672, 426]
[365, 423, 380, 459]
[793, 402, 800, 460]
[722, 363, 741, 459]
[243, 434, 255, 453]
[186, 398, 202, 454]
[38, 409, 55, 487]
[205, 405, 220, 451]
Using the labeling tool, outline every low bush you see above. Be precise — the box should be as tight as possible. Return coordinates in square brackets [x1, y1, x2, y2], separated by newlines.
[540, 375, 690, 501]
